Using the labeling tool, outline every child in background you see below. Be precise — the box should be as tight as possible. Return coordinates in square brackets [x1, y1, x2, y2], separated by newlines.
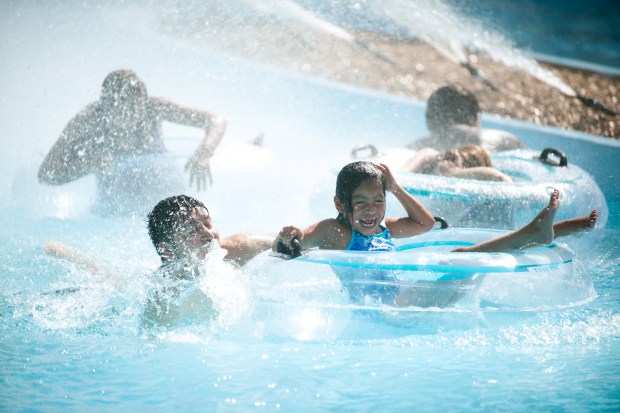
[400, 144, 513, 182]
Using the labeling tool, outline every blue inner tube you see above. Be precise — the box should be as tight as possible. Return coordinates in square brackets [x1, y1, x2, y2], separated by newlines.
[287, 228, 576, 282]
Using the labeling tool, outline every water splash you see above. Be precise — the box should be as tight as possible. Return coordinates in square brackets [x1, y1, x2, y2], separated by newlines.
[366, 0, 577, 96]
[162, 0, 581, 98]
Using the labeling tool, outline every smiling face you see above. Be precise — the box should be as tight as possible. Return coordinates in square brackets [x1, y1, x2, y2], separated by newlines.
[338, 179, 386, 237]
[168, 206, 220, 261]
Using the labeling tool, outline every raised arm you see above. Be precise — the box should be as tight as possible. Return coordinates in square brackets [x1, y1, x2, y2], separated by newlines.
[378, 163, 436, 238]
[150, 97, 228, 191]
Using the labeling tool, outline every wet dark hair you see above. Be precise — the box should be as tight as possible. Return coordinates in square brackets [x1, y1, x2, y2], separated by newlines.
[147, 195, 208, 258]
[100, 69, 147, 109]
[426, 84, 480, 133]
[335, 161, 386, 217]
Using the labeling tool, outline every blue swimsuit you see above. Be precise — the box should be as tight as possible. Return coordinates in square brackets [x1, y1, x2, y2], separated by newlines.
[336, 217, 399, 305]
[346, 225, 396, 252]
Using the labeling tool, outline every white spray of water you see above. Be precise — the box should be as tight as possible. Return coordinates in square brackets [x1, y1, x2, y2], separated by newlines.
[158, 0, 577, 97]
[199, 244, 253, 334]
[241, 0, 578, 96]
[252, 0, 356, 42]
[365, 0, 577, 96]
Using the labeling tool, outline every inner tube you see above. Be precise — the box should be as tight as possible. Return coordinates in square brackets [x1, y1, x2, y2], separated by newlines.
[389, 148, 607, 230]
[276, 238, 303, 258]
[434, 216, 449, 229]
[297, 228, 575, 282]
[247, 228, 592, 310]
[539, 147, 568, 167]
[351, 143, 380, 159]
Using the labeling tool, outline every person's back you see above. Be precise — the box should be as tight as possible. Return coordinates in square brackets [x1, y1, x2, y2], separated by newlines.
[407, 84, 525, 153]
[401, 144, 513, 182]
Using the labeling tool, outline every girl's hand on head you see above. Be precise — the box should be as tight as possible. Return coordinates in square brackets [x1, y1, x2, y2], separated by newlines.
[377, 163, 399, 192]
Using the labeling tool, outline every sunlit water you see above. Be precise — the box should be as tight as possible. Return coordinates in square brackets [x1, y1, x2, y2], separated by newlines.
[2, 1, 620, 412]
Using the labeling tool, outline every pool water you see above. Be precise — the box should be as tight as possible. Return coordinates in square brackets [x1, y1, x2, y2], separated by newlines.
[2, 1, 620, 412]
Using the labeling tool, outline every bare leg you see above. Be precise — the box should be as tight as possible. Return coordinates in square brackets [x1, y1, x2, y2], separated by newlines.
[553, 210, 598, 239]
[453, 189, 560, 253]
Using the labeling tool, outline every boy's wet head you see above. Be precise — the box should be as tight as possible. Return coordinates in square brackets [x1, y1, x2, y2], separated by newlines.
[335, 161, 386, 216]
[147, 195, 210, 261]
[426, 84, 480, 134]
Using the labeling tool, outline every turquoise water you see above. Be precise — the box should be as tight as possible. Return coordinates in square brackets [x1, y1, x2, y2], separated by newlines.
[2, 1, 620, 412]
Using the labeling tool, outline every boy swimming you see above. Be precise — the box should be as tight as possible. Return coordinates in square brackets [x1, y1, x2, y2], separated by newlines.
[44, 195, 274, 328]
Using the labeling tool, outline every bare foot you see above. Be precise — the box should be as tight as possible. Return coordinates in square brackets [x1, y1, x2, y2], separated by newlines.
[553, 210, 598, 239]
[526, 189, 560, 247]
[452, 189, 561, 253]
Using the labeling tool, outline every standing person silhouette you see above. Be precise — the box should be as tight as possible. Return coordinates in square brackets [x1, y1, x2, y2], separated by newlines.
[38, 70, 228, 212]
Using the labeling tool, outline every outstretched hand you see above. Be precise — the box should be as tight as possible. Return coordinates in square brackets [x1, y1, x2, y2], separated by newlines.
[185, 149, 213, 191]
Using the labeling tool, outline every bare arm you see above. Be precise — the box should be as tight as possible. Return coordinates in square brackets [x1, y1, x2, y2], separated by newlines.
[221, 233, 275, 266]
[273, 219, 351, 252]
[43, 241, 121, 289]
[437, 162, 513, 182]
[150, 97, 228, 191]
[38, 105, 112, 185]
[378, 163, 436, 238]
